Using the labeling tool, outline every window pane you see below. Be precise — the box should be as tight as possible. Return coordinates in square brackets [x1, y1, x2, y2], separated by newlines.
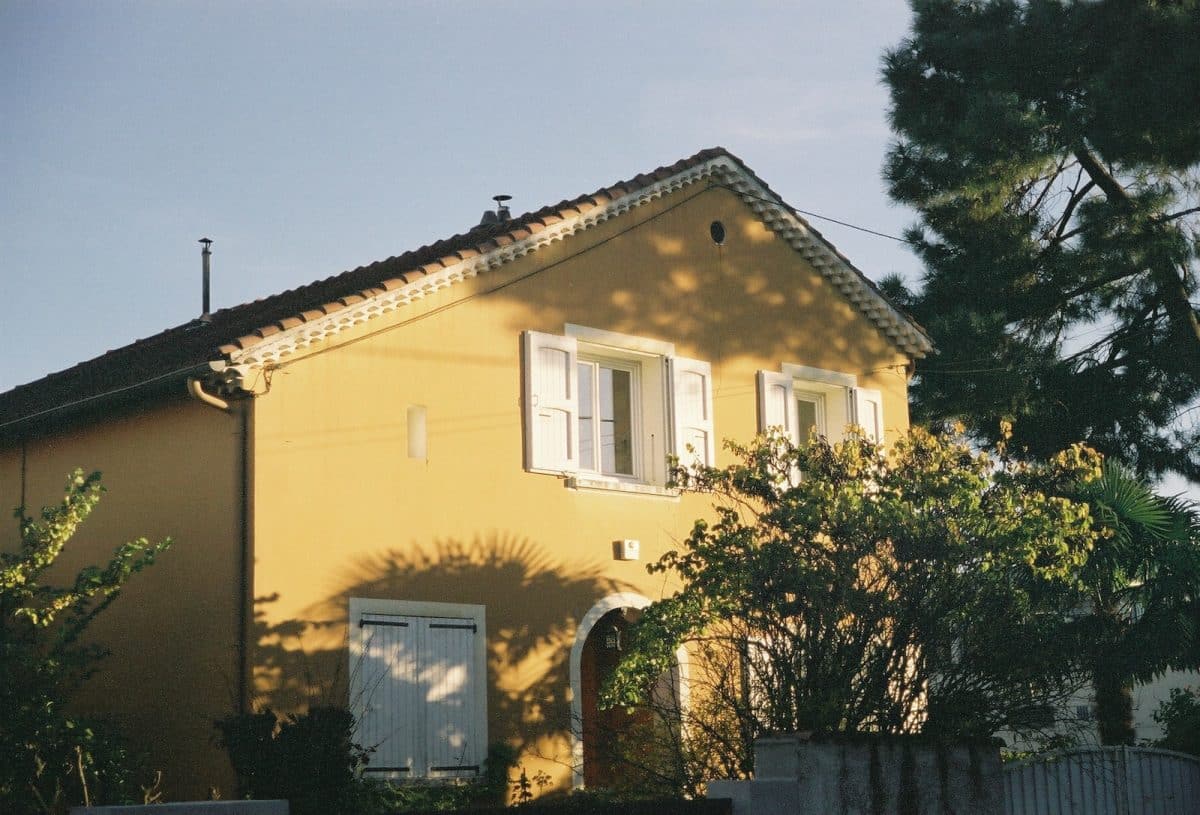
[797, 398, 818, 444]
[600, 367, 634, 476]
[578, 362, 595, 471]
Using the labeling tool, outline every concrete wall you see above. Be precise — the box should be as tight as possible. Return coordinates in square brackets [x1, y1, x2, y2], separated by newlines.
[708, 735, 1004, 815]
[72, 802, 287, 815]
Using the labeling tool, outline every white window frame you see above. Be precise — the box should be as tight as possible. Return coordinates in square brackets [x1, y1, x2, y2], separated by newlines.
[794, 388, 827, 444]
[349, 598, 487, 781]
[576, 354, 644, 481]
[757, 364, 884, 444]
[523, 327, 714, 489]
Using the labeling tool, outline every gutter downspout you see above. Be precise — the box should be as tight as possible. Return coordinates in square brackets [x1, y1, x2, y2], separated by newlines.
[186, 378, 230, 412]
[237, 400, 252, 718]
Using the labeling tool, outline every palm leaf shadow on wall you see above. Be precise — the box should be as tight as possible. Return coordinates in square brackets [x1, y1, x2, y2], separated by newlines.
[245, 533, 628, 759]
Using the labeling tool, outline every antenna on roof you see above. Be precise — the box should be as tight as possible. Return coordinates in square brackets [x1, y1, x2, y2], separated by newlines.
[480, 195, 512, 226]
[199, 238, 213, 321]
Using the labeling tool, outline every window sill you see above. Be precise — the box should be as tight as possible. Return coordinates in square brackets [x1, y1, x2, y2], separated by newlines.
[566, 475, 680, 498]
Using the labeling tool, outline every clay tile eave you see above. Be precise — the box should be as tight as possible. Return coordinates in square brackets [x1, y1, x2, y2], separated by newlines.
[231, 335, 261, 351]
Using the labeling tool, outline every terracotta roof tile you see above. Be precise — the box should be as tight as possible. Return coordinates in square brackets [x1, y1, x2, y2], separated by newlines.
[0, 146, 930, 434]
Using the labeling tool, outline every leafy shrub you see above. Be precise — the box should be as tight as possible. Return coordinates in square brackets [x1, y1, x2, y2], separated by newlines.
[1154, 687, 1200, 757]
[1, 470, 170, 813]
[215, 706, 371, 815]
[362, 741, 515, 812]
[215, 707, 515, 814]
[605, 427, 1100, 785]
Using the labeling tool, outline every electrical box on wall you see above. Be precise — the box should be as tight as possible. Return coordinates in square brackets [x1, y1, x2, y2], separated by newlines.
[612, 539, 640, 561]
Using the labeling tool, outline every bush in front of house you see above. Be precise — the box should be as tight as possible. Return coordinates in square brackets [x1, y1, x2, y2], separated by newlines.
[604, 427, 1103, 788]
[1, 470, 170, 813]
[215, 706, 373, 815]
[215, 707, 515, 814]
[1154, 687, 1200, 757]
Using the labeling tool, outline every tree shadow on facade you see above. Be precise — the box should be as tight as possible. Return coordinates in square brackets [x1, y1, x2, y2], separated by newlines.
[490, 186, 882, 368]
[247, 532, 629, 761]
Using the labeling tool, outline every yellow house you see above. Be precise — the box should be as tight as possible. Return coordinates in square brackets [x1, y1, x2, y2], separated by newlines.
[0, 148, 931, 798]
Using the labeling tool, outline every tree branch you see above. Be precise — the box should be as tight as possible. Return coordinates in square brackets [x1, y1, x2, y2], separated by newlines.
[1073, 146, 1200, 379]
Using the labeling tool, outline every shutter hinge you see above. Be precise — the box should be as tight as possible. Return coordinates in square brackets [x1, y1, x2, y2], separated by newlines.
[359, 618, 410, 628]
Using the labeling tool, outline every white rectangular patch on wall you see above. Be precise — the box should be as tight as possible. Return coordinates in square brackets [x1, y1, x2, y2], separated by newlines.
[612, 539, 640, 560]
[407, 405, 427, 459]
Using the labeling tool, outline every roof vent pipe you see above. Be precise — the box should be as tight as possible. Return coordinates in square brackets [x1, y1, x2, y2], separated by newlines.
[479, 195, 512, 226]
[199, 237, 213, 321]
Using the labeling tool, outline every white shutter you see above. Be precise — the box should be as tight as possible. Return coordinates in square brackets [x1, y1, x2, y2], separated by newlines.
[852, 388, 884, 443]
[756, 370, 799, 444]
[421, 617, 482, 778]
[357, 615, 420, 776]
[522, 331, 579, 473]
[669, 357, 715, 468]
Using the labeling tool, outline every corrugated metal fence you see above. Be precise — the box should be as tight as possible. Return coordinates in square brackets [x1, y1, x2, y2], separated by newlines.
[1003, 746, 1200, 815]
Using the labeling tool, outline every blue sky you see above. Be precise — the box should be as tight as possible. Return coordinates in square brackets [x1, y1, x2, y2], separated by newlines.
[1, 1, 920, 393]
[5, 2, 1196, 500]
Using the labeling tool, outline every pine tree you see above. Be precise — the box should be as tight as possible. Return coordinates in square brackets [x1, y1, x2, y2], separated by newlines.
[883, 0, 1200, 479]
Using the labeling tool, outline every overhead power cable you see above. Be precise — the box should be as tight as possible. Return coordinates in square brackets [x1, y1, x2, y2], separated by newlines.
[706, 182, 916, 245]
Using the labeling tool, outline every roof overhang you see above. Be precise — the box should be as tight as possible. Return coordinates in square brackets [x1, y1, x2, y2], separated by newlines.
[223, 155, 932, 373]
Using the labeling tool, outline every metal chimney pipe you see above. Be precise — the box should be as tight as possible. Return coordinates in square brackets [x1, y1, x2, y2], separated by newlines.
[199, 238, 213, 319]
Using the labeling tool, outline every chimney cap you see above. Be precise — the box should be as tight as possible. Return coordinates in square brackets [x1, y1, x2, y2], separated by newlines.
[480, 195, 513, 226]
[199, 237, 213, 248]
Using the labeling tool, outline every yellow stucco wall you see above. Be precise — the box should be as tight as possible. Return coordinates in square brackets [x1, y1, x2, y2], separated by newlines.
[248, 185, 913, 789]
[0, 397, 245, 798]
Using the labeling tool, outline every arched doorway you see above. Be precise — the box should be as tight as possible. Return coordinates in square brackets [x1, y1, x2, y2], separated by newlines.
[579, 608, 642, 788]
[569, 594, 687, 790]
